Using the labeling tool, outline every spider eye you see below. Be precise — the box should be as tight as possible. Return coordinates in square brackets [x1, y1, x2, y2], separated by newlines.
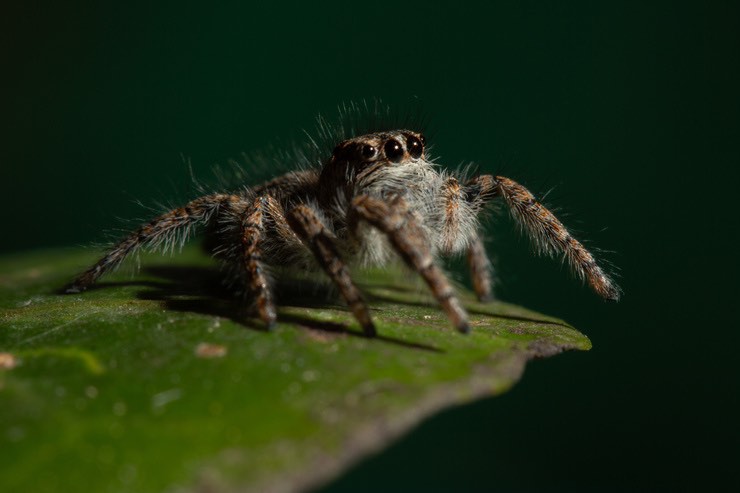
[383, 139, 404, 162]
[360, 144, 377, 160]
[407, 135, 423, 159]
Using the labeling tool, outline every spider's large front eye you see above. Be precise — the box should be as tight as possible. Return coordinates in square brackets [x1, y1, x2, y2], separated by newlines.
[383, 139, 404, 162]
[360, 144, 377, 160]
[407, 135, 423, 159]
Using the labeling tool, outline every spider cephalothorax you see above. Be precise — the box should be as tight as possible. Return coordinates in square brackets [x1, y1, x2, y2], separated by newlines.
[318, 130, 428, 207]
[67, 126, 620, 337]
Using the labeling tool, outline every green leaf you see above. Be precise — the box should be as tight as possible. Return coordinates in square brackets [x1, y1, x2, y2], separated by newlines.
[0, 247, 590, 493]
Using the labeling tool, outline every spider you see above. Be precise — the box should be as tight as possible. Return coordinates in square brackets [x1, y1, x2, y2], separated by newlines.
[66, 126, 620, 337]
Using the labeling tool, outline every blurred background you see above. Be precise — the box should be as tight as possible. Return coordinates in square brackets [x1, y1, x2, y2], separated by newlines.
[2, 1, 738, 491]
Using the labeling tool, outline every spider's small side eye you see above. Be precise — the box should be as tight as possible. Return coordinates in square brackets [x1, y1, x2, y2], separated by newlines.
[383, 139, 404, 162]
[407, 135, 423, 159]
[360, 144, 377, 160]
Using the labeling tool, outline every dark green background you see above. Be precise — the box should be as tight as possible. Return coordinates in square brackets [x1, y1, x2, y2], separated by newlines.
[3, 1, 738, 491]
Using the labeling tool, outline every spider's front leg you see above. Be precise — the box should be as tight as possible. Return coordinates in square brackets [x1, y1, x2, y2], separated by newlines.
[286, 204, 377, 337]
[240, 196, 278, 329]
[351, 195, 470, 334]
[66, 193, 239, 293]
[464, 175, 621, 300]
[440, 176, 494, 302]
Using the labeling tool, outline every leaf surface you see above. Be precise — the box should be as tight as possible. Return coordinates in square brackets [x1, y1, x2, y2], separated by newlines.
[0, 248, 590, 493]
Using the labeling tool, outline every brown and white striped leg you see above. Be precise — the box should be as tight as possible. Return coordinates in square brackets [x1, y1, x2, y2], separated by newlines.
[463, 175, 620, 300]
[440, 176, 463, 253]
[467, 235, 494, 302]
[286, 204, 376, 337]
[352, 195, 470, 334]
[438, 176, 495, 301]
[66, 193, 240, 293]
[241, 196, 277, 329]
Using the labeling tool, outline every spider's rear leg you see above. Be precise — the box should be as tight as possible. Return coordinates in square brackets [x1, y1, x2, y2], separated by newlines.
[467, 236, 494, 302]
[66, 193, 239, 293]
[241, 196, 277, 329]
[464, 175, 621, 300]
[351, 195, 470, 334]
[286, 204, 376, 337]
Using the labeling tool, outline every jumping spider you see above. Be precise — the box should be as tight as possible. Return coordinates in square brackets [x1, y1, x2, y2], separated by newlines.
[67, 129, 620, 336]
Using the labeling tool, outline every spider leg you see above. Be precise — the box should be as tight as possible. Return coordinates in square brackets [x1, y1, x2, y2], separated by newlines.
[463, 175, 621, 300]
[440, 176, 463, 253]
[467, 235, 494, 302]
[440, 176, 494, 301]
[241, 196, 277, 329]
[351, 195, 470, 334]
[66, 194, 240, 293]
[287, 204, 376, 337]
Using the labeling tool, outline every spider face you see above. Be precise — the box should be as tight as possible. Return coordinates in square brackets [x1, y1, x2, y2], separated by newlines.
[331, 131, 426, 166]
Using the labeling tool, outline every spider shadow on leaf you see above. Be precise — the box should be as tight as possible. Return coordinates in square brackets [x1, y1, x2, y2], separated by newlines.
[125, 264, 442, 352]
[360, 270, 570, 327]
[363, 282, 572, 329]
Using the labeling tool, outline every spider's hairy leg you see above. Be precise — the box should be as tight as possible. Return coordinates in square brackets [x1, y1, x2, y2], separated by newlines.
[440, 176, 494, 301]
[440, 176, 463, 253]
[241, 196, 277, 329]
[352, 195, 471, 334]
[464, 175, 621, 301]
[66, 193, 239, 293]
[287, 204, 377, 337]
[467, 236, 494, 302]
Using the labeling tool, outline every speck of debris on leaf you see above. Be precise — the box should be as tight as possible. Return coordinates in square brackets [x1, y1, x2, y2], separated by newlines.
[301, 328, 347, 343]
[195, 343, 228, 359]
[0, 352, 18, 370]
